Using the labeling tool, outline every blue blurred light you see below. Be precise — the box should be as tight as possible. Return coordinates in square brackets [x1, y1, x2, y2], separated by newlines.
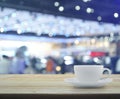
[114, 13, 119, 18]
[58, 6, 64, 12]
[54, 2, 59, 7]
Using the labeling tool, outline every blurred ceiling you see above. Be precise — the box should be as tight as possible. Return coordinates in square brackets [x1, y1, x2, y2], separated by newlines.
[0, 0, 120, 24]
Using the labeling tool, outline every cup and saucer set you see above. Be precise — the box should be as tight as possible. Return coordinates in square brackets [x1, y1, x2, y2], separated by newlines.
[64, 65, 112, 88]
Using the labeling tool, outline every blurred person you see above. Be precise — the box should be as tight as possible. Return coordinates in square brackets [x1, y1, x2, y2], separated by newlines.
[61, 59, 66, 74]
[73, 56, 80, 65]
[46, 56, 56, 74]
[0, 55, 11, 74]
[25, 56, 40, 74]
[103, 52, 111, 69]
[9, 46, 28, 74]
[115, 56, 120, 73]
[54, 57, 66, 74]
[110, 52, 119, 74]
[31, 56, 37, 71]
[24, 56, 36, 74]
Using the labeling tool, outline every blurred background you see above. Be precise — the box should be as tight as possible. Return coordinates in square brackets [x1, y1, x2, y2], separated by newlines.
[0, 0, 120, 74]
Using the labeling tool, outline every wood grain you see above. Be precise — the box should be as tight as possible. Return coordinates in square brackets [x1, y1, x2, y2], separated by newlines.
[0, 74, 119, 94]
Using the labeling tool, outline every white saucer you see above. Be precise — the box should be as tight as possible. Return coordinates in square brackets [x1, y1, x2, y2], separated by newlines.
[64, 77, 112, 88]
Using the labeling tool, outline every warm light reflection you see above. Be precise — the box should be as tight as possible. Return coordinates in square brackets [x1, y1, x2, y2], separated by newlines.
[56, 66, 61, 71]
[91, 38, 96, 44]
[74, 40, 79, 45]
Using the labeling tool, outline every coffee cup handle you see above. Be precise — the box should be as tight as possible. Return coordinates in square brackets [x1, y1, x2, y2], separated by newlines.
[102, 68, 112, 78]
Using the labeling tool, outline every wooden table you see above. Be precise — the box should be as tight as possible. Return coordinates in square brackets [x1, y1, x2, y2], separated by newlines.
[0, 74, 120, 99]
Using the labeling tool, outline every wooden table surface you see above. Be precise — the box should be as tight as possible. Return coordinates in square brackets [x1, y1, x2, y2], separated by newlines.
[0, 74, 120, 99]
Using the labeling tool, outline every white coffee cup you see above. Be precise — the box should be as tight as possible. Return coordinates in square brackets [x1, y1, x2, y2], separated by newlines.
[74, 65, 111, 83]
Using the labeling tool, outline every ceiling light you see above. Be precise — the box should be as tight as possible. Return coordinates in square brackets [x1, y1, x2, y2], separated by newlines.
[0, 28, 4, 32]
[58, 6, 64, 12]
[54, 2, 59, 7]
[97, 16, 102, 21]
[75, 5, 81, 11]
[86, 8, 91, 13]
[17, 29, 22, 34]
[0, 7, 120, 38]
[83, 0, 91, 2]
[114, 13, 119, 18]
[86, 8, 94, 13]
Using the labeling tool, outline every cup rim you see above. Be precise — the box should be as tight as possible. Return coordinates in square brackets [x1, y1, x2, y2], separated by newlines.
[74, 65, 103, 67]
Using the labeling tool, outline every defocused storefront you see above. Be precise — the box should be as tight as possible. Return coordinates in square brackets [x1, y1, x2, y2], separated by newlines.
[0, 1, 120, 74]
